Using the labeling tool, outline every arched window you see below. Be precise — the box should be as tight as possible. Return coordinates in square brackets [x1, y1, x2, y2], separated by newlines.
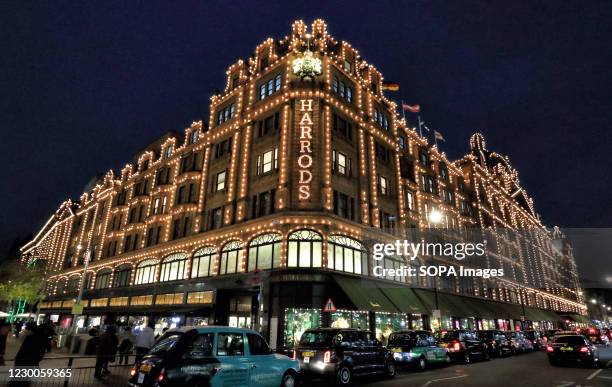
[288, 230, 322, 268]
[135, 259, 157, 285]
[159, 253, 188, 282]
[327, 235, 367, 275]
[247, 233, 282, 271]
[56, 278, 67, 293]
[220, 241, 243, 275]
[113, 264, 132, 287]
[94, 269, 112, 289]
[192, 246, 216, 278]
[66, 275, 81, 293]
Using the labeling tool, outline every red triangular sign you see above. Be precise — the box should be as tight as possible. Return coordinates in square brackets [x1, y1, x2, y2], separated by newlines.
[323, 298, 337, 312]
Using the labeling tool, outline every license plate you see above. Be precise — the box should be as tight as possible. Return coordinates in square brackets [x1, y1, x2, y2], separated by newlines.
[137, 373, 145, 383]
[140, 364, 152, 372]
[304, 356, 310, 364]
[302, 351, 315, 357]
[391, 348, 401, 353]
[440, 343, 448, 348]
[560, 347, 573, 352]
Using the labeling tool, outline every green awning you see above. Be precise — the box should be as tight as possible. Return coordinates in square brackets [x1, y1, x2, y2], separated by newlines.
[412, 289, 470, 317]
[378, 286, 428, 314]
[334, 276, 399, 313]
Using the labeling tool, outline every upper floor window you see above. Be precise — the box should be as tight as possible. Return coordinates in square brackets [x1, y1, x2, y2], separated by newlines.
[164, 145, 173, 159]
[171, 216, 192, 240]
[209, 207, 223, 230]
[251, 190, 275, 219]
[156, 167, 172, 185]
[399, 136, 406, 150]
[327, 236, 366, 275]
[419, 149, 429, 167]
[141, 159, 150, 172]
[146, 225, 163, 247]
[152, 196, 167, 215]
[220, 241, 243, 275]
[159, 253, 188, 282]
[332, 150, 352, 176]
[134, 259, 157, 285]
[405, 189, 415, 211]
[373, 109, 390, 131]
[333, 190, 355, 221]
[375, 142, 391, 163]
[332, 76, 353, 103]
[113, 264, 132, 288]
[378, 175, 389, 196]
[214, 171, 226, 192]
[115, 190, 127, 206]
[288, 230, 322, 268]
[256, 148, 278, 175]
[216, 103, 236, 126]
[247, 233, 282, 271]
[123, 233, 140, 252]
[180, 151, 203, 173]
[343, 60, 352, 72]
[192, 246, 216, 278]
[133, 179, 150, 197]
[189, 130, 199, 145]
[258, 74, 282, 100]
[176, 183, 199, 205]
[214, 138, 232, 159]
[256, 112, 280, 138]
[332, 113, 353, 141]
[439, 163, 449, 181]
[94, 269, 111, 289]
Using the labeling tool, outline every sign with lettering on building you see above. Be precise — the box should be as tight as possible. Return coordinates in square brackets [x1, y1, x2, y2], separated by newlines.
[293, 98, 320, 207]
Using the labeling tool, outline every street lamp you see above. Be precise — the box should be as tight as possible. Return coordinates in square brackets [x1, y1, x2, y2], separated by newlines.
[429, 209, 444, 224]
[590, 299, 597, 304]
[69, 245, 91, 343]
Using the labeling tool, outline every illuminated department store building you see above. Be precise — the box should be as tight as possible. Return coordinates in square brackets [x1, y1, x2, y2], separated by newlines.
[22, 20, 587, 349]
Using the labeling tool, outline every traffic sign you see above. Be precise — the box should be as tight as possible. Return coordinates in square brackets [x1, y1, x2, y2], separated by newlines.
[323, 298, 337, 312]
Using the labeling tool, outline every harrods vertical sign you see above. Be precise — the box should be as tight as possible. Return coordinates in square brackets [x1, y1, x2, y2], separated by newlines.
[292, 98, 321, 208]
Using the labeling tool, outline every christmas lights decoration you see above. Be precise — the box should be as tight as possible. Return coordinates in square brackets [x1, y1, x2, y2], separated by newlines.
[20, 19, 586, 316]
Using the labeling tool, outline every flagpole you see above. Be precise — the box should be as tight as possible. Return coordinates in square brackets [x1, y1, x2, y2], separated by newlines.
[401, 100, 406, 122]
[417, 115, 423, 138]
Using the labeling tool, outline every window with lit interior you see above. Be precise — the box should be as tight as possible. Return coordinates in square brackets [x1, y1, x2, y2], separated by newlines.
[134, 259, 157, 285]
[247, 233, 282, 271]
[327, 235, 367, 275]
[159, 253, 188, 282]
[288, 230, 322, 268]
[220, 241, 244, 275]
[192, 246, 216, 278]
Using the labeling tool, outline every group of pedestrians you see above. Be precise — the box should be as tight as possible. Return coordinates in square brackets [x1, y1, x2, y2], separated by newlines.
[0, 317, 161, 383]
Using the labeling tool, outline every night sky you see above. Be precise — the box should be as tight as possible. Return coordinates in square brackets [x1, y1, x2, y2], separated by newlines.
[1, 1, 611, 277]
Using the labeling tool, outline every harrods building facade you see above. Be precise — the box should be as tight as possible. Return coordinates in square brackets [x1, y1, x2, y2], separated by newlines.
[22, 20, 587, 349]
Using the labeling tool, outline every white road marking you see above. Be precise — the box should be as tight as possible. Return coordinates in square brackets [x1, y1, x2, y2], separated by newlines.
[421, 374, 468, 387]
[596, 375, 612, 379]
[586, 369, 602, 380]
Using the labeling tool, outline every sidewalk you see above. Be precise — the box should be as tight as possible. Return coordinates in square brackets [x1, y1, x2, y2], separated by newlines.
[3, 335, 132, 386]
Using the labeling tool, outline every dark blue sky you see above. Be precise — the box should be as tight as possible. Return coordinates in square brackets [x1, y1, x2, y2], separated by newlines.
[1, 0, 611, 256]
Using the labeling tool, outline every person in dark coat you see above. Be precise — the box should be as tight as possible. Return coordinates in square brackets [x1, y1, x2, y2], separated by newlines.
[94, 326, 118, 379]
[84, 328, 100, 355]
[9, 323, 47, 387]
[0, 320, 11, 366]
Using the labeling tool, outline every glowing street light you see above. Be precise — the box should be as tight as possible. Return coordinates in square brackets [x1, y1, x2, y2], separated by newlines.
[429, 209, 444, 224]
[590, 299, 597, 304]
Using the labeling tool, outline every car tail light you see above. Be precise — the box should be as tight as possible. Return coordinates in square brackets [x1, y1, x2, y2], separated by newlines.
[453, 341, 462, 351]
[588, 328, 595, 333]
[323, 350, 331, 363]
[580, 346, 589, 353]
[546, 346, 554, 352]
[130, 367, 137, 377]
[158, 369, 165, 382]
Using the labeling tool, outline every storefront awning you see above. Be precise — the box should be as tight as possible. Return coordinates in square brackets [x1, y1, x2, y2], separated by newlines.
[412, 289, 471, 317]
[558, 313, 590, 324]
[334, 276, 400, 313]
[378, 286, 428, 314]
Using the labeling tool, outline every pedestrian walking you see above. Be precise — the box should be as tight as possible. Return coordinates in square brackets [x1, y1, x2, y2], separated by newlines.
[118, 326, 134, 365]
[134, 321, 156, 362]
[94, 325, 118, 379]
[9, 322, 46, 387]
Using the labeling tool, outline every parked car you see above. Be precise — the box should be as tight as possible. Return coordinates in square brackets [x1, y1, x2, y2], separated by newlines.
[523, 330, 544, 350]
[435, 330, 489, 363]
[584, 327, 610, 346]
[506, 331, 534, 353]
[128, 326, 299, 387]
[294, 328, 395, 385]
[476, 330, 515, 357]
[547, 334, 600, 367]
[386, 330, 450, 370]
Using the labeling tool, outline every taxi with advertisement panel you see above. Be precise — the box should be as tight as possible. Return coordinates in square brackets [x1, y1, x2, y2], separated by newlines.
[387, 330, 450, 370]
[128, 326, 299, 387]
